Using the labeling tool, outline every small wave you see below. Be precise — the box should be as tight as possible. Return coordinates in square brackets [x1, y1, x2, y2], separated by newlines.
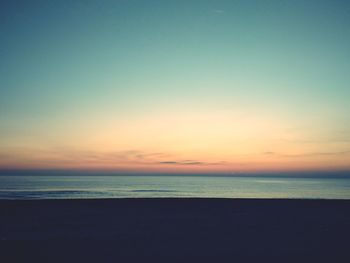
[130, 189, 178, 193]
[0, 190, 104, 199]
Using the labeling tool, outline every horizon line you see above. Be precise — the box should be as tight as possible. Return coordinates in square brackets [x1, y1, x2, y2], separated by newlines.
[1, 168, 349, 178]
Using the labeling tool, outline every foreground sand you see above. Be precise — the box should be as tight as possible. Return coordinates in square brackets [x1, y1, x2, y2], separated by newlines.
[1, 198, 350, 262]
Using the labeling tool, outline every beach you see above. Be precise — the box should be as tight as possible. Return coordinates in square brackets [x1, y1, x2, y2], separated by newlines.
[1, 198, 350, 262]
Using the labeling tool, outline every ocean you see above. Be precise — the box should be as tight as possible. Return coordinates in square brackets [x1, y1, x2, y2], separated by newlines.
[0, 175, 350, 200]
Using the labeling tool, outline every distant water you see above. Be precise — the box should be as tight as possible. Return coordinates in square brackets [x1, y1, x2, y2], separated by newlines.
[0, 175, 349, 200]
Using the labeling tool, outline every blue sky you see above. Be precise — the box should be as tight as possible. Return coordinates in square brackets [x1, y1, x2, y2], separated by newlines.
[1, 0, 350, 172]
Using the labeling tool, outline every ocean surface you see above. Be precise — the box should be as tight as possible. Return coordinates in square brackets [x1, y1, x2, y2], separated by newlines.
[0, 175, 349, 200]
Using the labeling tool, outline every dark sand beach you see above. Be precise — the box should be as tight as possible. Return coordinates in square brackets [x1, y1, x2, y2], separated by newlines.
[1, 198, 350, 262]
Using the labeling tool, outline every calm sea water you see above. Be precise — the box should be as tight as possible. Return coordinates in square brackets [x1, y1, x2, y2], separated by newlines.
[0, 175, 349, 200]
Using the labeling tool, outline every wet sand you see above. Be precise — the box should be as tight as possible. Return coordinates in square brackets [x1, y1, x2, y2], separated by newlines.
[1, 198, 350, 262]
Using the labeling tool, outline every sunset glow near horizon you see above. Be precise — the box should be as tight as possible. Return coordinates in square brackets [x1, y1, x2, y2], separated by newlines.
[1, 0, 350, 174]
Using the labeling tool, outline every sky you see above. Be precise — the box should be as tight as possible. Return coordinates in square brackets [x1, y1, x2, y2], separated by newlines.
[1, 0, 350, 174]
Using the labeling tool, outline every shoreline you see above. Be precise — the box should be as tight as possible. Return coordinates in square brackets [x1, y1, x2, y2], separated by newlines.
[2, 196, 350, 200]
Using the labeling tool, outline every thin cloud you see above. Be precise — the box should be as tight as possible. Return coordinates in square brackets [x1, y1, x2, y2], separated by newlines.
[0, 146, 231, 167]
[262, 151, 275, 155]
[263, 150, 350, 158]
[0, 148, 172, 165]
[158, 160, 226, 166]
[285, 150, 350, 158]
[159, 161, 178, 164]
